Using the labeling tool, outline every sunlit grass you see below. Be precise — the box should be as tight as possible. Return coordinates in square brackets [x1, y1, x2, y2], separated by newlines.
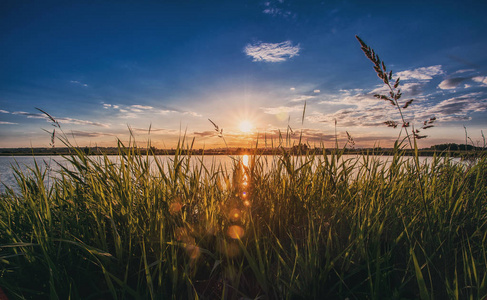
[1, 37, 486, 299]
[0, 138, 486, 299]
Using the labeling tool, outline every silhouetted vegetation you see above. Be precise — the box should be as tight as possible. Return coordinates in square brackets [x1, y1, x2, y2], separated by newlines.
[1, 37, 486, 299]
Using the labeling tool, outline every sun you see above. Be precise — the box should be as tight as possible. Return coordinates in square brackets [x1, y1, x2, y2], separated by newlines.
[239, 120, 253, 133]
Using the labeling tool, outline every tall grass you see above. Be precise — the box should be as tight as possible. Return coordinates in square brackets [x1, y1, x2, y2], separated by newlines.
[0, 138, 486, 299]
[1, 37, 486, 299]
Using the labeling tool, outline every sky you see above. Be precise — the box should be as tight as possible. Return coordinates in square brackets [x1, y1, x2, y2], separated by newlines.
[1, 0, 487, 149]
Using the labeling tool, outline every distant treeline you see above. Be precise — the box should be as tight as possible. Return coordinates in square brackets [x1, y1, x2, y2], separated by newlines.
[0, 143, 485, 157]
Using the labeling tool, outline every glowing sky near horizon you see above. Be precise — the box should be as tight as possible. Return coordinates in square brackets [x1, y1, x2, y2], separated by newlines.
[1, 0, 487, 149]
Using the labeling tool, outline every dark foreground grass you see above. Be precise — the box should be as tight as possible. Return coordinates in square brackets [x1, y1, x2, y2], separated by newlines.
[0, 140, 486, 299]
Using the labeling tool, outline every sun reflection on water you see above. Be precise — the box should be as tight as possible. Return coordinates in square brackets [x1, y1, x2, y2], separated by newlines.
[242, 154, 249, 168]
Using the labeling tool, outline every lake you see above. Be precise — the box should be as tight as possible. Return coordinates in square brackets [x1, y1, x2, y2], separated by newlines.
[0, 154, 462, 194]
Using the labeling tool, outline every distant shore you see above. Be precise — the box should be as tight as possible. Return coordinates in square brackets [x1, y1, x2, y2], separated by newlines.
[0, 144, 485, 157]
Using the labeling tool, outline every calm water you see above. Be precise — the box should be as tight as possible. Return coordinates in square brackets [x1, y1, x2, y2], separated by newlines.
[0, 154, 461, 194]
[0, 155, 244, 193]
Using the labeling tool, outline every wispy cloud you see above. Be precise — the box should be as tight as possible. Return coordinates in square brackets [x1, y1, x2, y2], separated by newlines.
[193, 131, 215, 138]
[103, 102, 201, 118]
[131, 127, 179, 134]
[291, 95, 315, 102]
[12, 111, 47, 119]
[312, 84, 487, 128]
[68, 130, 114, 138]
[455, 69, 475, 74]
[417, 93, 487, 121]
[261, 105, 303, 115]
[0, 109, 9, 114]
[131, 105, 153, 110]
[244, 41, 300, 62]
[438, 77, 469, 90]
[129, 105, 154, 113]
[70, 80, 88, 87]
[306, 108, 392, 127]
[57, 117, 109, 127]
[473, 76, 487, 86]
[0, 121, 17, 125]
[396, 65, 443, 81]
[11, 111, 109, 127]
[261, 0, 295, 18]
[183, 111, 203, 117]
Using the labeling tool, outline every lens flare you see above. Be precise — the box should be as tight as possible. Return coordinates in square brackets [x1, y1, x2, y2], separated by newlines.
[217, 240, 241, 257]
[229, 208, 241, 221]
[186, 244, 201, 260]
[169, 202, 183, 215]
[227, 225, 245, 239]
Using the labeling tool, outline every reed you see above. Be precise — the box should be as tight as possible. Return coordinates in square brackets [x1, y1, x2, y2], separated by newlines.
[0, 38, 486, 300]
[1, 131, 485, 299]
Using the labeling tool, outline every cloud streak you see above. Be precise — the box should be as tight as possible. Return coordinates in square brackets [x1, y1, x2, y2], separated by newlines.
[438, 78, 466, 90]
[417, 93, 487, 121]
[68, 130, 114, 138]
[473, 76, 487, 86]
[70, 80, 88, 87]
[103, 103, 201, 118]
[261, 0, 295, 18]
[57, 117, 109, 127]
[260, 105, 304, 115]
[291, 95, 316, 102]
[11, 111, 109, 127]
[244, 41, 300, 62]
[396, 65, 443, 81]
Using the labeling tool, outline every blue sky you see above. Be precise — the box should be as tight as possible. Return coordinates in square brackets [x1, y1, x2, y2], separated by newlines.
[1, 0, 487, 149]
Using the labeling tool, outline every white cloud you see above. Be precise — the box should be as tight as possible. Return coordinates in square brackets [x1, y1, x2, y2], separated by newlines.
[70, 80, 88, 87]
[129, 105, 154, 112]
[313, 89, 320, 93]
[319, 89, 377, 107]
[131, 105, 153, 110]
[396, 65, 443, 81]
[438, 77, 468, 90]
[0, 109, 9, 113]
[262, 1, 294, 18]
[183, 111, 202, 117]
[11, 110, 110, 127]
[416, 93, 487, 121]
[57, 117, 110, 127]
[0, 121, 16, 124]
[12, 111, 47, 119]
[291, 95, 315, 102]
[103, 102, 200, 118]
[68, 130, 114, 138]
[455, 69, 475, 74]
[260, 105, 303, 114]
[290, 87, 295, 91]
[473, 76, 487, 86]
[244, 41, 300, 62]
[306, 104, 397, 127]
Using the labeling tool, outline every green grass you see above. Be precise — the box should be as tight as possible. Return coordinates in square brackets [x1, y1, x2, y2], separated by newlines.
[0, 139, 486, 299]
[1, 37, 486, 299]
